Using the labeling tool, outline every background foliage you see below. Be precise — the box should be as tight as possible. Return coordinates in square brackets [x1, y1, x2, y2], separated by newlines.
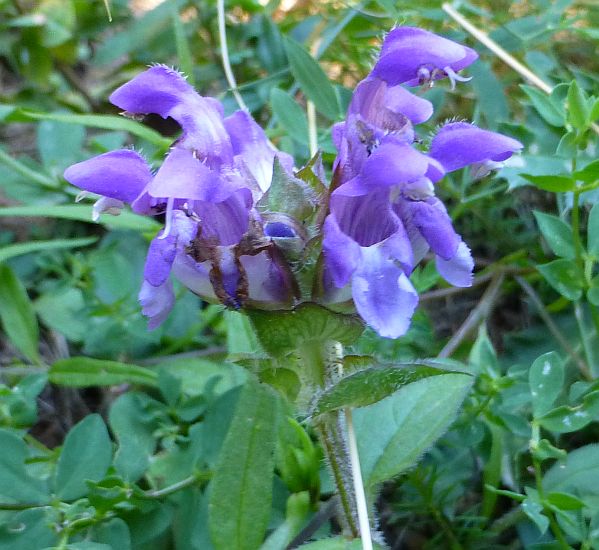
[0, 0, 599, 548]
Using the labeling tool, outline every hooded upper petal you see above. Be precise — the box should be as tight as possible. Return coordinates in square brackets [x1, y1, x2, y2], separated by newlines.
[110, 65, 231, 163]
[429, 122, 523, 173]
[64, 150, 152, 203]
[372, 27, 478, 87]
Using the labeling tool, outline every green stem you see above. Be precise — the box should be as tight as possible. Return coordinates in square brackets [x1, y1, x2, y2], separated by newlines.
[140, 472, 210, 499]
[532, 456, 571, 549]
[572, 190, 583, 271]
[299, 340, 358, 537]
[314, 419, 358, 537]
[531, 424, 570, 549]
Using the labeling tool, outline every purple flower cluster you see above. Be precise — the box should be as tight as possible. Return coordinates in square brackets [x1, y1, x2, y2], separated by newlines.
[65, 65, 298, 328]
[64, 27, 522, 338]
[321, 27, 522, 337]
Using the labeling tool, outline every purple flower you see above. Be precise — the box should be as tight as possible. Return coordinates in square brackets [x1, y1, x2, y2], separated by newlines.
[429, 121, 523, 174]
[323, 178, 417, 338]
[65, 65, 298, 329]
[322, 28, 522, 338]
[372, 27, 478, 89]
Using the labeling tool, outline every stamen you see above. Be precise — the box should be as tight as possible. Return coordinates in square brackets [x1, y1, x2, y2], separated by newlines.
[417, 66, 431, 86]
[159, 197, 176, 240]
[443, 66, 472, 91]
[75, 191, 91, 203]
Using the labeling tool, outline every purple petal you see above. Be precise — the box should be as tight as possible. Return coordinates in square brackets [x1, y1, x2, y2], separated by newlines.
[171, 254, 216, 301]
[240, 251, 295, 307]
[194, 188, 252, 245]
[110, 65, 231, 162]
[225, 110, 294, 193]
[361, 138, 431, 188]
[64, 150, 151, 203]
[352, 246, 419, 338]
[144, 233, 177, 287]
[372, 27, 477, 86]
[429, 122, 522, 173]
[350, 78, 433, 126]
[322, 215, 361, 288]
[147, 147, 227, 201]
[436, 241, 474, 287]
[399, 197, 460, 260]
[330, 178, 400, 246]
[139, 280, 175, 330]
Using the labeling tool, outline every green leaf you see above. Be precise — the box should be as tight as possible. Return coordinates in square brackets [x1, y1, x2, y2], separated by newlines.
[294, 539, 365, 550]
[354, 373, 472, 487]
[170, 3, 194, 87]
[533, 439, 567, 462]
[546, 492, 585, 511]
[209, 382, 279, 550]
[248, 303, 364, 358]
[529, 352, 564, 417]
[260, 157, 318, 222]
[37, 119, 85, 170]
[55, 414, 113, 500]
[0, 205, 160, 232]
[566, 80, 589, 131]
[67, 543, 112, 550]
[522, 495, 549, 534]
[0, 430, 49, 504]
[574, 159, 599, 184]
[270, 88, 309, 145]
[587, 277, 599, 306]
[0, 237, 97, 264]
[225, 309, 265, 357]
[11, 110, 171, 149]
[533, 211, 575, 259]
[521, 174, 575, 193]
[521, 85, 564, 127]
[544, 444, 599, 494]
[284, 37, 340, 120]
[537, 391, 599, 433]
[49, 357, 158, 388]
[109, 393, 161, 482]
[0, 508, 57, 549]
[556, 131, 577, 157]
[591, 97, 599, 123]
[0, 265, 39, 363]
[537, 259, 583, 301]
[587, 203, 599, 257]
[312, 362, 467, 415]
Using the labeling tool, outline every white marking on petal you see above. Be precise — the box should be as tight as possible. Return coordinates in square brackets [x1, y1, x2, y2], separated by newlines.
[159, 197, 176, 239]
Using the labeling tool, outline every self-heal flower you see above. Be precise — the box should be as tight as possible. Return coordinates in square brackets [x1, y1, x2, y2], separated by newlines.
[371, 27, 478, 89]
[65, 65, 297, 329]
[323, 26, 522, 338]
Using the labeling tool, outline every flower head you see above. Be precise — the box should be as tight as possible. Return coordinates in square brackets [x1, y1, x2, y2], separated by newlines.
[322, 27, 522, 338]
[65, 66, 299, 329]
